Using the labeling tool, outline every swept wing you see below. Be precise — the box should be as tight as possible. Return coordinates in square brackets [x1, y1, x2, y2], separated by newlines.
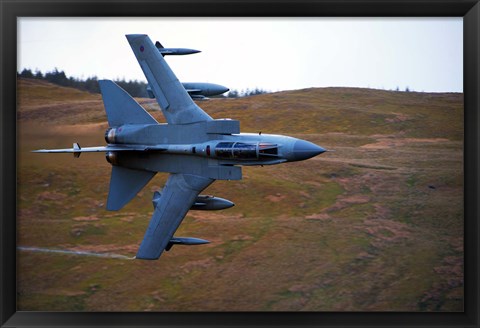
[32, 144, 167, 154]
[136, 173, 213, 260]
[126, 34, 212, 124]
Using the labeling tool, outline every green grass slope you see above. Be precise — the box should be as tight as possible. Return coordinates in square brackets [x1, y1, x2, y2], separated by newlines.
[17, 78, 463, 311]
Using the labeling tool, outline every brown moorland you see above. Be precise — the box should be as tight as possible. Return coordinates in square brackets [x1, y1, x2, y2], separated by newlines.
[17, 78, 463, 311]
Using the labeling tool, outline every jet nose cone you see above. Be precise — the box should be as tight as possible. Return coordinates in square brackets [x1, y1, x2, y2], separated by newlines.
[292, 140, 326, 161]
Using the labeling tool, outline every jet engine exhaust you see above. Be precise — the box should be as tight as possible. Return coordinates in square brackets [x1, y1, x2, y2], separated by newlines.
[17, 246, 135, 260]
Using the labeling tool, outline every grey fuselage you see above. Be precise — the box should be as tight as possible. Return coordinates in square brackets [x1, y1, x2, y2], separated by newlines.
[104, 119, 325, 180]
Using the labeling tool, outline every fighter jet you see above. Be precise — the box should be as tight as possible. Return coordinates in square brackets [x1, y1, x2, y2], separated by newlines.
[34, 34, 326, 260]
[147, 82, 229, 100]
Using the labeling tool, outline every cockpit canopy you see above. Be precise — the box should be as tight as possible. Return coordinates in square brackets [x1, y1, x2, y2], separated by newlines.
[214, 142, 278, 160]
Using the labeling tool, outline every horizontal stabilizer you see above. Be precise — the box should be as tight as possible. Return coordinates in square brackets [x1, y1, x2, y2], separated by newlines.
[107, 166, 156, 211]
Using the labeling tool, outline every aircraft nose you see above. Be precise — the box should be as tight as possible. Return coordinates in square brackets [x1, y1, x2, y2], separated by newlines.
[291, 140, 326, 161]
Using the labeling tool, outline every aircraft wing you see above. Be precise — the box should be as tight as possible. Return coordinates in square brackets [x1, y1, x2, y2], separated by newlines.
[126, 34, 212, 125]
[32, 143, 167, 155]
[136, 173, 214, 260]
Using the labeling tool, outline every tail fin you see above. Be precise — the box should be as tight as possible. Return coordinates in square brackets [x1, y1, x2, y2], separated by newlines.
[99, 80, 158, 127]
[107, 166, 156, 211]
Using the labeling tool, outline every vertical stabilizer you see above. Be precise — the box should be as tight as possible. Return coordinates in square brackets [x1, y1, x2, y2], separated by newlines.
[107, 166, 156, 211]
[99, 80, 158, 127]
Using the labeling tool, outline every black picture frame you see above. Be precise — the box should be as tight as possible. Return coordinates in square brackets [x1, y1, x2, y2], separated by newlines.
[2, 1, 478, 327]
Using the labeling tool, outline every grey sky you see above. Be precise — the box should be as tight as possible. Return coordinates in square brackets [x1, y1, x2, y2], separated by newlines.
[18, 17, 463, 93]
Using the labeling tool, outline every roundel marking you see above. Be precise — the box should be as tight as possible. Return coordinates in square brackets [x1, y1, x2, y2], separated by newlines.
[140, 45, 145, 52]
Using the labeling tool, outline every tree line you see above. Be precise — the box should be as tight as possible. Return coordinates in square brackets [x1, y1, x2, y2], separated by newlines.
[17, 68, 270, 98]
[227, 88, 270, 98]
[18, 68, 149, 98]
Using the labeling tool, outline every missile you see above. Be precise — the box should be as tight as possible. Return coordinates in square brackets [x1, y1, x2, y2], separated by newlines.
[191, 195, 235, 210]
[152, 192, 234, 211]
[147, 82, 229, 99]
[166, 237, 210, 251]
[155, 41, 200, 56]
[183, 82, 230, 98]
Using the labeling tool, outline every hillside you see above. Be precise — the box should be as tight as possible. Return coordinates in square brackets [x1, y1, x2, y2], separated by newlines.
[17, 78, 463, 311]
